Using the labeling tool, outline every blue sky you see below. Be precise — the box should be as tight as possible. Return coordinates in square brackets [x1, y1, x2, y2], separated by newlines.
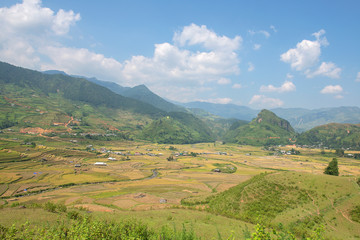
[0, 0, 359, 109]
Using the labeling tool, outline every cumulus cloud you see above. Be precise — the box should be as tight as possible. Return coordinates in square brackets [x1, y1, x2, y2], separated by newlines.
[320, 85, 343, 94]
[306, 62, 341, 78]
[280, 30, 324, 71]
[174, 23, 242, 52]
[260, 81, 296, 93]
[249, 30, 270, 38]
[249, 95, 284, 108]
[335, 95, 344, 99]
[248, 62, 255, 72]
[122, 23, 243, 100]
[281, 30, 341, 79]
[232, 83, 242, 89]
[253, 44, 261, 50]
[0, 0, 80, 69]
[40, 46, 124, 81]
[0, 0, 80, 36]
[217, 77, 231, 85]
[286, 73, 294, 79]
[270, 25, 277, 33]
[0, 1, 243, 103]
[205, 98, 233, 104]
[356, 72, 360, 82]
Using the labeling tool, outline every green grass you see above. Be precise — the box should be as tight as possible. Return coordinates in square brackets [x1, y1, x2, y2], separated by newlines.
[212, 163, 237, 173]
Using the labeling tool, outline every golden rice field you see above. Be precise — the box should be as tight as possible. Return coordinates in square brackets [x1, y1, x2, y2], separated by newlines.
[0, 135, 360, 239]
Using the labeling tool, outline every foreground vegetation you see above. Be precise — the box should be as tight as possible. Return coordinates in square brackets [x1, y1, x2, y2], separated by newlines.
[0, 61, 360, 239]
[0, 132, 359, 239]
[0, 203, 326, 240]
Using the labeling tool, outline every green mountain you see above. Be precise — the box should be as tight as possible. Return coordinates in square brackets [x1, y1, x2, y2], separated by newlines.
[186, 107, 244, 139]
[121, 84, 186, 113]
[1, 61, 217, 144]
[84, 77, 131, 95]
[45, 71, 185, 113]
[181, 102, 258, 121]
[223, 109, 296, 146]
[84, 77, 185, 113]
[140, 112, 216, 144]
[0, 62, 163, 117]
[272, 106, 360, 132]
[297, 123, 360, 149]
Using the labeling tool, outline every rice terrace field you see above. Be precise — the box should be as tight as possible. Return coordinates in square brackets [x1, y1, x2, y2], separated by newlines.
[0, 133, 360, 239]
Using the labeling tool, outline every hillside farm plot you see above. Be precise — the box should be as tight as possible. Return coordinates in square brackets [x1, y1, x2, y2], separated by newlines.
[1, 138, 360, 239]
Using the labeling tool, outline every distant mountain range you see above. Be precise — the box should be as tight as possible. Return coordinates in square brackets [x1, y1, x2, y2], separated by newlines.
[3, 61, 360, 148]
[271, 107, 360, 132]
[43, 70, 360, 133]
[181, 101, 258, 121]
[180, 102, 360, 132]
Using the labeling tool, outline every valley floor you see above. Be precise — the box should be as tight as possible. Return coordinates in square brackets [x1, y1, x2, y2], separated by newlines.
[0, 133, 360, 239]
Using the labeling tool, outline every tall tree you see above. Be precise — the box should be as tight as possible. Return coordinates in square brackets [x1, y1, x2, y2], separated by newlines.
[324, 158, 339, 176]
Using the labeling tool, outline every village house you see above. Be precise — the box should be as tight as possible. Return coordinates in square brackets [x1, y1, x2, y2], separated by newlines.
[94, 162, 107, 166]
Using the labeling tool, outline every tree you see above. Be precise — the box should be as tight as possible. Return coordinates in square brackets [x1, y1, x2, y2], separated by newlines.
[167, 155, 175, 161]
[324, 158, 339, 176]
[335, 149, 344, 157]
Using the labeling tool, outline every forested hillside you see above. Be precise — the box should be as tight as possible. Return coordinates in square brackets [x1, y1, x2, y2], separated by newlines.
[223, 109, 296, 146]
[297, 123, 360, 149]
[0, 62, 163, 117]
[140, 112, 215, 144]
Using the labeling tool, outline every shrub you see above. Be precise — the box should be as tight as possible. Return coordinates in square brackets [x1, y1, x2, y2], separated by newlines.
[324, 158, 339, 176]
[44, 202, 57, 213]
[67, 210, 82, 220]
[350, 205, 360, 223]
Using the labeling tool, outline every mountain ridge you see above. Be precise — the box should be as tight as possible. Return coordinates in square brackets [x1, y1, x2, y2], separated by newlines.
[223, 109, 296, 146]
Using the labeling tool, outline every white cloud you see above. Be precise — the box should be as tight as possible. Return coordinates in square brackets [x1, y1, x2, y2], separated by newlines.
[281, 29, 341, 79]
[320, 85, 343, 94]
[249, 95, 284, 108]
[0, 0, 80, 36]
[270, 25, 277, 33]
[249, 30, 270, 38]
[0, 0, 80, 69]
[356, 72, 360, 82]
[40, 46, 124, 81]
[253, 44, 261, 50]
[260, 81, 296, 93]
[286, 73, 294, 79]
[52, 9, 81, 35]
[312, 29, 329, 46]
[306, 62, 341, 78]
[0, 1, 243, 103]
[280, 37, 322, 71]
[217, 77, 231, 85]
[123, 24, 242, 88]
[248, 62, 255, 72]
[205, 98, 233, 104]
[335, 95, 344, 99]
[174, 23, 242, 52]
[0, 39, 40, 69]
[232, 83, 242, 89]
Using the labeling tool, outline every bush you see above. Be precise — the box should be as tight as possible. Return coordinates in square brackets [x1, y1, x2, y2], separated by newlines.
[44, 202, 57, 213]
[57, 203, 67, 212]
[350, 205, 360, 223]
[67, 210, 82, 220]
[324, 158, 339, 176]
